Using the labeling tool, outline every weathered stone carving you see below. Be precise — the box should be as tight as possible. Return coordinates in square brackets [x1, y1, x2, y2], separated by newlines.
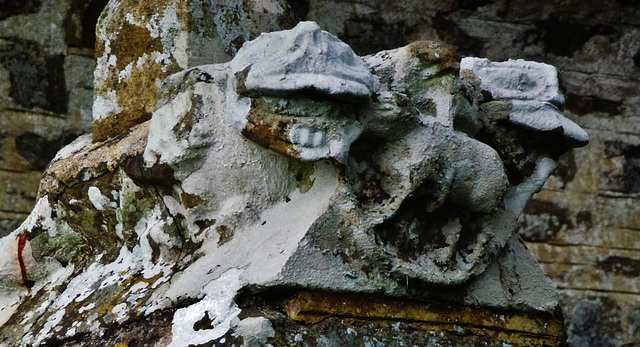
[92, 0, 297, 142]
[0, 21, 587, 346]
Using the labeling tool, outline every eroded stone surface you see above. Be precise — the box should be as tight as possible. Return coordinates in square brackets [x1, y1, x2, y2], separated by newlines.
[0, 20, 587, 347]
[0, 2, 636, 345]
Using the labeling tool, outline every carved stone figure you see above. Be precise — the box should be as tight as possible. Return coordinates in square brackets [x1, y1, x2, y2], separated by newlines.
[0, 20, 587, 346]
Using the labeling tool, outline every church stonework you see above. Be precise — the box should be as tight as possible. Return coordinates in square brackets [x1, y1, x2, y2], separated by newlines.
[0, 15, 587, 347]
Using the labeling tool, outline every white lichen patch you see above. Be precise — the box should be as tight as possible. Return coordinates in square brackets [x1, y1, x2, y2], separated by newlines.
[93, 90, 120, 121]
[168, 269, 243, 347]
[19, 222, 175, 344]
[32, 309, 65, 346]
[88, 186, 116, 211]
[78, 303, 95, 314]
[111, 303, 130, 324]
[118, 61, 134, 82]
[17, 196, 57, 237]
[52, 134, 92, 162]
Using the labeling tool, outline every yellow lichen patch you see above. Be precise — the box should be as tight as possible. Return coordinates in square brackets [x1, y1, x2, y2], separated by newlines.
[93, 54, 180, 141]
[111, 22, 163, 71]
[97, 303, 117, 319]
[94, 272, 167, 322]
[284, 291, 565, 347]
[92, 0, 189, 142]
[180, 192, 204, 209]
[216, 225, 233, 246]
[408, 41, 458, 71]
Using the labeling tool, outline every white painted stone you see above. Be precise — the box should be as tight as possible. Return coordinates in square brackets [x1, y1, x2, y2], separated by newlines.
[230, 21, 374, 99]
[460, 57, 565, 105]
[509, 100, 589, 145]
[168, 269, 243, 347]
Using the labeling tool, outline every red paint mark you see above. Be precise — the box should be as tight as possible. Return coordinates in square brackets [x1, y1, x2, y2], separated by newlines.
[16, 234, 34, 292]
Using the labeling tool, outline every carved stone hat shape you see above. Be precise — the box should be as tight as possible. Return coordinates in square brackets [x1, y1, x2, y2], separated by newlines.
[227, 22, 373, 163]
[230, 21, 375, 100]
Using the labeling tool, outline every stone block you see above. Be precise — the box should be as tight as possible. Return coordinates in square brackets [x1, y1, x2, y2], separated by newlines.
[91, 0, 296, 141]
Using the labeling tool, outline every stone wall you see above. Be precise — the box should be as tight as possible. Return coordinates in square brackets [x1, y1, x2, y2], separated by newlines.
[0, 0, 106, 236]
[0, 0, 638, 345]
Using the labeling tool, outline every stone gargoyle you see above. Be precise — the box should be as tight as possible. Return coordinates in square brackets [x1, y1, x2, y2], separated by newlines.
[0, 21, 587, 346]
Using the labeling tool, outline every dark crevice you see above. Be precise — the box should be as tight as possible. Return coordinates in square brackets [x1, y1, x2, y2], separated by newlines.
[456, 0, 494, 11]
[602, 141, 640, 193]
[15, 132, 80, 170]
[287, 0, 309, 21]
[536, 18, 616, 57]
[81, 0, 109, 49]
[432, 15, 484, 57]
[341, 17, 416, 56]
[0, 0, 42, 20]
[565, 94, 622, 116]
[597, 256, 640, 277]
[633, 49, 640, 69]
[619, 0, 640, 7]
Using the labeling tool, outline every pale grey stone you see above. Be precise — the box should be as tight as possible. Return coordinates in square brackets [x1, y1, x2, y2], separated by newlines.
[464, 235, 560, 313]
[460, 57, 565, 105]
[230, 21, 374, 100]
[234, 317, 276, 347]
[509, 100, 589, 145]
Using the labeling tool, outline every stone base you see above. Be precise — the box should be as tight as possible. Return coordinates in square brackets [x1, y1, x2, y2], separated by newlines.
[230, 291, 566, 347]
[48, 290, 566, 346]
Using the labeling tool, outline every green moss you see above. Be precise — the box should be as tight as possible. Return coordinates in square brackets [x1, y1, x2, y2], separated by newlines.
[288, 160, 316, 193]
[30, 230, 84, 265]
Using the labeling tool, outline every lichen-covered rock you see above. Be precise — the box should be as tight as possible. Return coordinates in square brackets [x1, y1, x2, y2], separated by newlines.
[0, 21, 587, 347]
[92, 0, 297, 142]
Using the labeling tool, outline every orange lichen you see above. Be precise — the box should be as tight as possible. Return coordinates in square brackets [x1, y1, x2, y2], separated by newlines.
[241, 104, 301, 160]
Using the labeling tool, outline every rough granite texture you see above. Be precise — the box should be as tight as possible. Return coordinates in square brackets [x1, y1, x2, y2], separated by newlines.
[0, 0, 637, 346]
